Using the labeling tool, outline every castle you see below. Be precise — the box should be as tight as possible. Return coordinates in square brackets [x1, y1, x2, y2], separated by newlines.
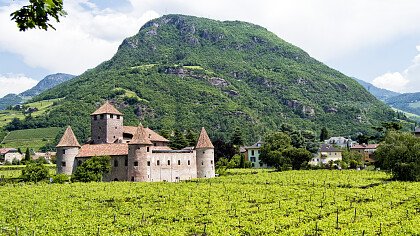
[56, 102, 215, 182]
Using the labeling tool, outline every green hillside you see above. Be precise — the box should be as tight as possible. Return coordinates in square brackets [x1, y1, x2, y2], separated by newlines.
[1, 127, 60, 151]
[16, 14, 394, 143]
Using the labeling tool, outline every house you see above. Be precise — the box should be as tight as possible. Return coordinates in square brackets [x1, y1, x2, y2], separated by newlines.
[413, 127, 420, 138]
[56, 101, 215, 182]
[0, 148, 23, 164]
[244, 141, 267, 168]
[324, 136, 355, 148]
[310, 144, 342, 166]
[350, 144, 379, 163]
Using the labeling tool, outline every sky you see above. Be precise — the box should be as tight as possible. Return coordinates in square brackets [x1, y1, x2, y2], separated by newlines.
[0, 0, 420, 98]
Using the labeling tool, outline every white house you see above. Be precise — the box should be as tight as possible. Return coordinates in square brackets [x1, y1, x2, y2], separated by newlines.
[0, 148, 23, 164]
[310, 144, 342, 166]
[244, 141, 267, 168]
[324, 137, 355, 148]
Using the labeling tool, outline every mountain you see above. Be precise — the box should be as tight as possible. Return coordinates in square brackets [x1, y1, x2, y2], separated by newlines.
[19, 14, 394, 142]
[20, 73, 75, 97]
[386, 92, 420, 116]
[0, 73, 75, 110]
[353, 78, 400, 101]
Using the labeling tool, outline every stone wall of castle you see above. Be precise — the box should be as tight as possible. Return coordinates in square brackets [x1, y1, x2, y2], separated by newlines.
[91, 114, 123, 144]
[146, 151, 197, 182]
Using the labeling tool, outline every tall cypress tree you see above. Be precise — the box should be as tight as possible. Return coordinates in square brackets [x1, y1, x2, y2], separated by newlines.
[319, 127, 329, 142]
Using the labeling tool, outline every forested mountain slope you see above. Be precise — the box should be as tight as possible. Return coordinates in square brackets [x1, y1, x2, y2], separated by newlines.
[23, 14, 394, 142]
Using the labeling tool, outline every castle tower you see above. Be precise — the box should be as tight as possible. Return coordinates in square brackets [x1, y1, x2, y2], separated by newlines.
[91, 101, 123, 144]
[128, 124, 152, 182]
[56, 126, 81, 175]
[195, 127, 215, 178]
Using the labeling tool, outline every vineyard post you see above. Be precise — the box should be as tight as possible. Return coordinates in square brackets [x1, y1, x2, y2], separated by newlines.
[15, 226, 18, 236]
[379, 222, 382, 235]
[97, 226, 100, 236]
[353, 208, 357, 223]
[335, 208, 339, 230]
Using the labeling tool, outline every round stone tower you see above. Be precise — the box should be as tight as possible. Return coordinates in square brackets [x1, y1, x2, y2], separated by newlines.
[128, 125, 152, 182]
[56, 126, 81, 175]
[195, 127, 215, 178]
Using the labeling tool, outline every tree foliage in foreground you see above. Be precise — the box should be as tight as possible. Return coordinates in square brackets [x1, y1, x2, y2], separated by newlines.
[72, 156, 111, 182]
[21, 162, 49, 182]
[259, 132, 312, 171]
[10, 0, 66, 31]
[375, 131, 420, 181]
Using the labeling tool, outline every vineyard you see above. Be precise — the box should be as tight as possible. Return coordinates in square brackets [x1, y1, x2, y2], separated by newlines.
[1, 169, 419, 235]
[1, 127, 60, 151]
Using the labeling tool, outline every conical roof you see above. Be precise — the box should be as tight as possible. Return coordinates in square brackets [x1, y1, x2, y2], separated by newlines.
[91, 101, 123, 116]
[56, 126, 81, 148]
[195, 127, 214, 149]
[130, 125, 153, 145]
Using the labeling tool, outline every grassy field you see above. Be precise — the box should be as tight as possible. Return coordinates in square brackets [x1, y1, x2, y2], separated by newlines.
[1, 127, 61, 151]
[0, 98, 61, 127]
[0, 169, 419, 235]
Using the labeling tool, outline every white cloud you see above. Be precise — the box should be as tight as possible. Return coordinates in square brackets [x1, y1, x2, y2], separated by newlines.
[372, 72, 409, 93]
[0, 74, 38, 97]
[372, 46, 420, 93]
[2, 0, 420, 77]
[0, 1, 159, 75]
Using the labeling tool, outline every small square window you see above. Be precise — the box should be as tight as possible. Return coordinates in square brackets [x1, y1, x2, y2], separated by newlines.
[178, 160, 181, 165]
[147, 161, 150, 166]
[131, 176, 134, 181]
[211, 160, 213, 164]
[94, 115, 97, 120]
[110, 114, 114, 118]
[168, 160, 171, 165]
[147, 147, 150, 152]
[100, 114, 104, 119]
[62, 149, 66, 154]
[114, 160, 118, 167]
[62, 161, 66, 167]
[125, 157, 128, 166]
[117, 115, 120, 119]
[157, 160, 160, 166]
[188, 160, 191, 165]
[134, 161, 138, 166]
[201, 161, 204, 165]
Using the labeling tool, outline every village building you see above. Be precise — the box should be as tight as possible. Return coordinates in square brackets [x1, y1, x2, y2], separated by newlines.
[324, 136, 355, 148]
[413, 127, 420, 138]
[55, 101, 215, 182]
[309, 144, 342, 166]
[244, 141, 267, 168]
[350, 144, 379, 164]
[0, 148, 23, 164]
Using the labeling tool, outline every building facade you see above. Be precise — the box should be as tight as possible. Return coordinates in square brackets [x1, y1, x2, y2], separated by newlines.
[0, 148, 23, 164]
[350, 144, 379, 163]
[244, 141, 267, 168]
[309, 144, 342, 166]
[56, 102, 215, 182]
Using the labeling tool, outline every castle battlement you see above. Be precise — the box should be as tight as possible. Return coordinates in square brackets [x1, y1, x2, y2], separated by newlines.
[56, 102, 215, 182]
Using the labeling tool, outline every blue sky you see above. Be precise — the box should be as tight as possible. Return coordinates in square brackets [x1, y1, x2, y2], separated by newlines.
[1, 0, 420, 97]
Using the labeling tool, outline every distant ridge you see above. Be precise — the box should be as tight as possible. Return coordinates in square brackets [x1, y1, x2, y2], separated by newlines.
[353, 78, 399, 101]
[0, 73, 75, 110]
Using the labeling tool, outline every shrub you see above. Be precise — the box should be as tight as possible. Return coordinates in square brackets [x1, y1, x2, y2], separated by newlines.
[51, 174, 69, 184]
[72, 156, 111, 182]
[21, 163, 49, 182]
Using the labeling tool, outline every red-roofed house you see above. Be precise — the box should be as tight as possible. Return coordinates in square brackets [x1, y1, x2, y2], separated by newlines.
[350, 144, 379, 163]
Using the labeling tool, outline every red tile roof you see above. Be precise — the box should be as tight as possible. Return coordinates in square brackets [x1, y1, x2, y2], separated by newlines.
[91, 101, 123, 116]
[77, 143, 128, 157]
[130, 125, 153, 145]
[56, 126, 81, 148]
[123, 126, 169, 142]
[0, 148, 18, 155]
[195, 127, 214, 149]
[351, 144, 379, 149]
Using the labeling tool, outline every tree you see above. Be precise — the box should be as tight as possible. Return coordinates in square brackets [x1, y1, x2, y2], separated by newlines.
[185, 129, 197, 147]
[170, 129, 189, 149]
[259, 132, 292, 170]
[23, 147, 31, 163]
[230, 127, 244, 146]
[283, 147, 312, 170]
[213, 138, 236, 163]
[375, 131, 420, 181]
[11, 0, 66, 31]
[319, 127, 329, 141]
[72, 156, 111, 182]
[342, 150, 363, 168]
[21, 162, 49, 182]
